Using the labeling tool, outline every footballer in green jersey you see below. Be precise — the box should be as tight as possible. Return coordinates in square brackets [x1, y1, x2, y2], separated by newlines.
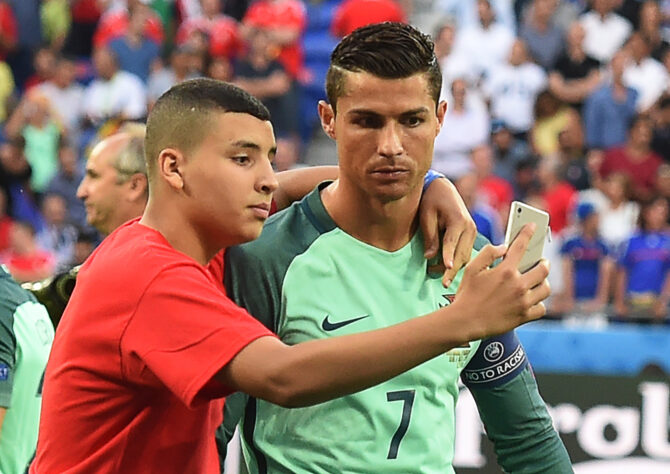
[219, 184, 571, 473]
[0, 266, 54, 474]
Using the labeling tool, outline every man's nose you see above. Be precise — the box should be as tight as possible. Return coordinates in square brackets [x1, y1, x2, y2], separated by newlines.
[377, 122, 403, 158]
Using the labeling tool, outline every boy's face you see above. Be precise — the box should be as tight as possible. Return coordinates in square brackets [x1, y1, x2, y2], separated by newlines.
[320, 71, 445, 204]
[180, 111, 278, 247]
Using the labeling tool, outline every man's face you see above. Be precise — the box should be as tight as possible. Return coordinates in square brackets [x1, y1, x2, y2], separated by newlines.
[77, 135, 131, 234]
[179, 112, 278, 247]
[321, 72, 445, 204]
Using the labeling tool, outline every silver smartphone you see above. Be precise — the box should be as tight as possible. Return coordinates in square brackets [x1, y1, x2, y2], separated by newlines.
[503, 201, 550, 273]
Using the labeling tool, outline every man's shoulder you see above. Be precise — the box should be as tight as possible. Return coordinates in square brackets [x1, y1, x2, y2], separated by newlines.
[231, 200, 321, 263]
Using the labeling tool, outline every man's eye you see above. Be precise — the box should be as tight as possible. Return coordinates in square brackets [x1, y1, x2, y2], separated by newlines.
[355, 117, 382, 128]
[232, 156, 250, 165]
[403, 116, 424, 127]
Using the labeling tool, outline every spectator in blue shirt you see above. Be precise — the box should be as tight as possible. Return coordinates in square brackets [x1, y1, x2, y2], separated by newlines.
[583, 49, 638, 150]
[558, 201, 613, 317]
[615, 196, 670, 321]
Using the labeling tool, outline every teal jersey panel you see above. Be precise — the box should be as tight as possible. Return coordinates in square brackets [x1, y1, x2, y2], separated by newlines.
[0, 268, 54, 474]
[226, 184, 484, 474]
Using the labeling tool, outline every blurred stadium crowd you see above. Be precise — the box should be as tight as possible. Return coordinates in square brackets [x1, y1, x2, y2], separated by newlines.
[0, 0, 668, 322]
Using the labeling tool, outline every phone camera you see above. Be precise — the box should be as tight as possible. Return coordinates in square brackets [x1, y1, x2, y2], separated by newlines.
[517, 208, 522, 214]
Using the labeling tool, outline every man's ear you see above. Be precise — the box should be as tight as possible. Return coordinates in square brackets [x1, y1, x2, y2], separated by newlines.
[318, 100, 336, 139]
[435, 100, 448, 136]
[127, 173, 148, 200]
[157, 148, 184, 190]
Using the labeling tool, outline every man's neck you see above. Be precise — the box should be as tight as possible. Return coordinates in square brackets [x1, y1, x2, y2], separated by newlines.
[320, 179, 420, 252]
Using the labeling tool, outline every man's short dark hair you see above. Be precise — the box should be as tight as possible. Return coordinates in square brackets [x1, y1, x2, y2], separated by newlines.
[145, 78, 270, 181]
[325, 22, 442, 113]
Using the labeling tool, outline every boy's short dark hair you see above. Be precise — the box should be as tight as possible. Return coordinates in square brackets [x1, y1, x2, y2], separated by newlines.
[326, 22, 442, 113]
[144, 78, 271, 181]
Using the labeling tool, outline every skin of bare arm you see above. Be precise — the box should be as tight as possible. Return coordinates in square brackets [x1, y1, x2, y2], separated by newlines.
[217, 224, 550, 408]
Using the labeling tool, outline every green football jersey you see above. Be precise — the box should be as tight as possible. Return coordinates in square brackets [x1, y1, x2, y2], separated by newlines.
[224, 184, 484, 473]
[0, 267, 54, 474]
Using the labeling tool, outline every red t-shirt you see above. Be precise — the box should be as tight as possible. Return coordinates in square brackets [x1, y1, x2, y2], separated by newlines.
[71, 0, 101, 22]
[599, 146, 663, 201]
[542, 181, 577, 234]
[2, 248, 54, 281]
[0, 3, 17, 60]
[32, 220, 273, 473]
[243, 0, 306, 79]
[176, 14, 242, 58]
[331, 0, 406, 37]
[93, 10, 164, 48]
[479, 175, 514, 214]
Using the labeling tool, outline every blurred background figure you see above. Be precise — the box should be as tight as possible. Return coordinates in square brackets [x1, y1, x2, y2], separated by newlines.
[107, 1, 161, 84]
[75, 125, 147, 236]
[234, 27, 296, 138]
[471, 143, 514, 227]
[0, 220, 55, 283]
[596, 114, 663, 203]
[455, 169, 503, 245]
[35, 193, 78, 273]
[530, 89, 581, 157]
[484, 38, 548, 139]
[452, 0, 515, 81]
[584, 171, 640, 256]
[622, 31, 669, 113]
[614, 196, 670, 322]
[583, 49, 639, 151]
[490, 119, 532, 185]
[4, 91, 61, 197]
[331, 0, 406, 38]
[557, 201, 614, 322]
[147, 45, 199, 108]
[46, 138, 87, 228]
[82, 47, 147, 127]
[432, 78, 490, 180]
[175, 0, 242, 61]
[578, 0, 632, 64]
[519, 0, 564, 72]
[548, 21, 602, 112]
[34, 55, 85, 145]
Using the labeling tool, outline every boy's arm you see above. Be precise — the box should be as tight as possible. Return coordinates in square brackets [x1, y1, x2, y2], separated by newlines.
[463, 332, 573, 473]
[275, 167, 477, 286]
[216, 225, 549, 408]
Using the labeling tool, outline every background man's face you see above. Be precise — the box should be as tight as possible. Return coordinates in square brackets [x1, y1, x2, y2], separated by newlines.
[76, 135, 129, 234]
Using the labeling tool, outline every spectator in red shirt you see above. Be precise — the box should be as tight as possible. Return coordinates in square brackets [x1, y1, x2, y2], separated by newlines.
[64, 0, 101, 57]
[331, 0, 406, 38]
[93, 0, 164, 48]
[598, 114, 664, 202]
[0, 1, 17, 61]
[471, 143, 514, 224]
[1, 220, 55, 283]
[176, 0, 242, 59]
[538, 154, 577, 235]
[242, 0, 306, 81]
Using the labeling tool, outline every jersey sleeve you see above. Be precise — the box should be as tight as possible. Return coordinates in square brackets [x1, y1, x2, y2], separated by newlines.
[120, 263, 274, 408]
[0, 305, 15, 408]
[464, 332, 573, 473]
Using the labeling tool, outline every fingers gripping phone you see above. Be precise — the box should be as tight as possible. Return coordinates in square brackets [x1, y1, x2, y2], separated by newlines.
[503, 201, 550, 273]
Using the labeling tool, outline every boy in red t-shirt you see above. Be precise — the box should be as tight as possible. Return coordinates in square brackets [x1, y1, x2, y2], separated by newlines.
[32, 78, 550, 473]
